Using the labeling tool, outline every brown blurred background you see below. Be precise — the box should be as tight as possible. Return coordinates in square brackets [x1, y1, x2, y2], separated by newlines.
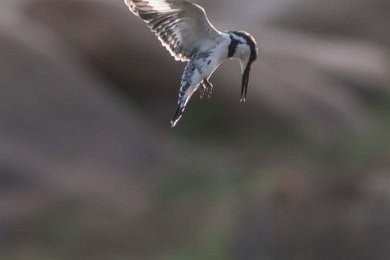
[0, 0, 389, 259]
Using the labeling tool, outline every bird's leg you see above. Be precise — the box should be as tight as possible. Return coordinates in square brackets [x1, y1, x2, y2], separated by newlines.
[203, 79, 213, 98]
[199, 79, 213, 99]
[199, 82, 206, 99]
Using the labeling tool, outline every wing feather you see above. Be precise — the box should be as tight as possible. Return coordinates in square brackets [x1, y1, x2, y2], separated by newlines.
[124, 0, 221, 61]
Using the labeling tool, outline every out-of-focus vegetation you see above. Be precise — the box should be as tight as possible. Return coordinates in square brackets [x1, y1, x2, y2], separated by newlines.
[0, 0, 389, 259]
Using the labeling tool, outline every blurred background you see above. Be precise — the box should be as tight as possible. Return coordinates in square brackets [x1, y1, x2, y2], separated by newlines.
[0, 0, 389, 259]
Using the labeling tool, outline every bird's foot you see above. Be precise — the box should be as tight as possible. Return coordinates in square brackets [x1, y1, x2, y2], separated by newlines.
[199, 83, 206, 99]
[199, 79, 213, 99]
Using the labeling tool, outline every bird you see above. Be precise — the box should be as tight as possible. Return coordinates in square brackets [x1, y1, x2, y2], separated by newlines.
[124, 0, 258, 127]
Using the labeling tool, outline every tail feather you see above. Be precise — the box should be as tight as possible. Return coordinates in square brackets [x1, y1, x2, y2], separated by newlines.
[171, 104, 186, 127]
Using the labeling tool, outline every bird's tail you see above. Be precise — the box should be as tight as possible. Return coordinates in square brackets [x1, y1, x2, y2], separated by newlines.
[171, 102, 186, 128]
[171, 79, 197, 127]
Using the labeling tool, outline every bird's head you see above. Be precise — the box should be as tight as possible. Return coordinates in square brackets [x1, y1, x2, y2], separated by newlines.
[228, 31, 258, 102]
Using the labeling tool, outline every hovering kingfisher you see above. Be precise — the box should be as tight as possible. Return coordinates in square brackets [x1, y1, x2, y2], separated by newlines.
[124, 0, 258, 127]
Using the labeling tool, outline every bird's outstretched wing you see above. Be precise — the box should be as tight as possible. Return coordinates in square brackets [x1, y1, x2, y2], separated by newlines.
[124, 0, 221, 62]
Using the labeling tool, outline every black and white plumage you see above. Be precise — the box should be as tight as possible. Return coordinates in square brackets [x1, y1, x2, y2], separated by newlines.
[124, 0, 258, 127]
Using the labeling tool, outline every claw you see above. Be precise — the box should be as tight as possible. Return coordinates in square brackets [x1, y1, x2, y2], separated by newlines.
[202, 79, 213, 99]
[199, 82, 206, 99]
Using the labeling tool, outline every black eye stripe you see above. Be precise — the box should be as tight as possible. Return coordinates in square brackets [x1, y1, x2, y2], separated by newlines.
[230, 31, 257, 61]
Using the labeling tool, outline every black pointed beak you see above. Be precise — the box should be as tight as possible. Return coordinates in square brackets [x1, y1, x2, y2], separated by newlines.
[241, 61, 252, 102]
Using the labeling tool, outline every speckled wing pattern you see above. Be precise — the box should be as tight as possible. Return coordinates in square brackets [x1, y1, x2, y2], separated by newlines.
[124, 0, 221, 61]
